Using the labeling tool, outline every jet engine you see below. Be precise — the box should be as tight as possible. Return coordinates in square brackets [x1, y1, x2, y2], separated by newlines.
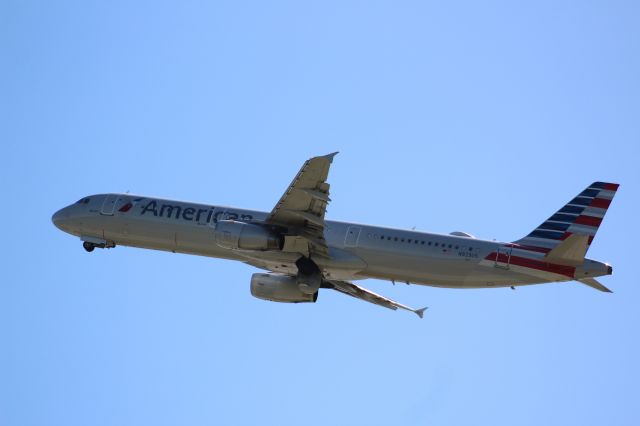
[215, 220, 284, 251]
[250, 273, 318, 303]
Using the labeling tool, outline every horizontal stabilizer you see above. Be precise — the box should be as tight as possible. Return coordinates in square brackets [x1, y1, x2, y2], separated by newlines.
[577, 278, 613, 293]
[544, 234, 589, 266]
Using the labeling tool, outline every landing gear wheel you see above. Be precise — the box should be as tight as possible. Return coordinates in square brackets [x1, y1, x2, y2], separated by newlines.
[83, 241, 95, 252]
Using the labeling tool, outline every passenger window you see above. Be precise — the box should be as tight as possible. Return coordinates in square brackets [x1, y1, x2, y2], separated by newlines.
[435, 243, 439, 247]
[394, 237, 398, 241]
[428, 242, 432, 246]
[408, 239, 412, 243]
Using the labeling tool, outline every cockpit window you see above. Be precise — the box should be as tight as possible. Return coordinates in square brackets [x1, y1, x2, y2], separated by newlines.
[76, 197, 90, 204]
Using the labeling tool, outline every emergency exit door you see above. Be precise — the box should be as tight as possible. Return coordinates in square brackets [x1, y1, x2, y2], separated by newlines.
[344, 226, 361, 247]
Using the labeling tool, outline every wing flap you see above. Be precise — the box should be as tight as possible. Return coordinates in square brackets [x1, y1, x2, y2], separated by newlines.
[295, 188, 331, 202]
[283, 209, 325, 227]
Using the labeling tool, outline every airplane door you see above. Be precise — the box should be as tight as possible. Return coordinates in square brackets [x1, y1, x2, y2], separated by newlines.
[344, 226, 361, 247]
[100, 194, 120, 216]
[494, 246, 512, 269]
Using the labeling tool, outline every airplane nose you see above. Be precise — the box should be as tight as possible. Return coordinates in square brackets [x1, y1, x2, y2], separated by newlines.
[52, 208, 69, 230]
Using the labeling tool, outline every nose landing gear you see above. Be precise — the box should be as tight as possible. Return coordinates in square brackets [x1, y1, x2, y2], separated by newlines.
[81, 237, 115, 252]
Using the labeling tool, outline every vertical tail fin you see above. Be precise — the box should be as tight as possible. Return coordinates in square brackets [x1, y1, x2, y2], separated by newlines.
[514, 182, 619, 253]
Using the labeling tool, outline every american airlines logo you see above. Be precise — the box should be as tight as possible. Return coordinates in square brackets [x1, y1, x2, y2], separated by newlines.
[118, 198, 143, 212]
[137, 199, 253, 223]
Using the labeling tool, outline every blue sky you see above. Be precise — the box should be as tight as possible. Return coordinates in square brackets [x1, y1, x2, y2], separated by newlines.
[2, 1, 639, 425]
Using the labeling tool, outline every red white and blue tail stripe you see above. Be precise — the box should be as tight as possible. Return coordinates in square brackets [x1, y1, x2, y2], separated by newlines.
[513, 181, 619, 253]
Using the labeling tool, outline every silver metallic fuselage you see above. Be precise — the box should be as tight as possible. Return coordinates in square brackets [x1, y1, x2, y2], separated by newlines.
[52, 194, 610, 289]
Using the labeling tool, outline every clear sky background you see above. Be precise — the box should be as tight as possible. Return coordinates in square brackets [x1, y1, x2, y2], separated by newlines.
[2, 1, 639, 425]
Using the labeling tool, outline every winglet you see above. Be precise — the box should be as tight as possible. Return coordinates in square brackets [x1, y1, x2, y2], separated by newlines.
[324, 152, 339, 162]
[414, 307, 428, 319]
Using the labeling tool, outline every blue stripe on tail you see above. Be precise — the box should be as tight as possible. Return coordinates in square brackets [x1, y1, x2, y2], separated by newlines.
[514, 182, 619, 252]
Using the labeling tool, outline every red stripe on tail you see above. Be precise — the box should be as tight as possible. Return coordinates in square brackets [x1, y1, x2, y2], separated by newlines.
[603, 183, 619, 191]
[574, 215, 603, 227]
[590, 198, 611, 209]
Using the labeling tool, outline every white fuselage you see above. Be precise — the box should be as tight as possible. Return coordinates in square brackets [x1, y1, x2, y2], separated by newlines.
[52, 194, 610, 290]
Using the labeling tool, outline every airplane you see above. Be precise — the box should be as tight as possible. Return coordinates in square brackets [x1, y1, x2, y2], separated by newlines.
[52, 153, 618, 318]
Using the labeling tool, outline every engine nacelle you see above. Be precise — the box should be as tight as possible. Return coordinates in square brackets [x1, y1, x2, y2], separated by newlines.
[215, 220, 283, 251]
[250, 273, 318, 303]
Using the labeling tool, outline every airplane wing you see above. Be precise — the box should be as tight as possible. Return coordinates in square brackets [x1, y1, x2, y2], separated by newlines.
[325, 279, 427, 318]
[265, 152, 338, 258]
